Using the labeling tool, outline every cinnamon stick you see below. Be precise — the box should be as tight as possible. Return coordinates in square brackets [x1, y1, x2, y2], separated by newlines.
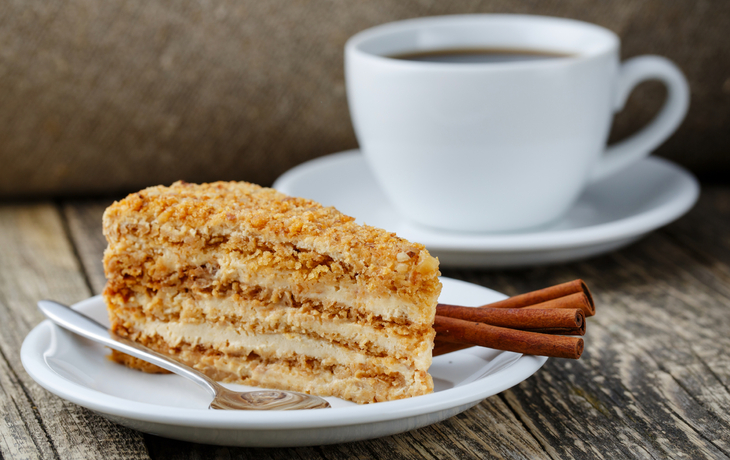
[434, 340, 492, 357]
[436, 305, 585, 335]
[433, 341, 471, 357]
[520, 292, 594, 317]
[477, 279, 595, 316]
[433, 315, 584, 359]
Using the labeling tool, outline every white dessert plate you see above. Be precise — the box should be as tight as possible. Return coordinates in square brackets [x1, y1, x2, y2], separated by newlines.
[273, 150, 700, 267]
[21, 277, 546, 447]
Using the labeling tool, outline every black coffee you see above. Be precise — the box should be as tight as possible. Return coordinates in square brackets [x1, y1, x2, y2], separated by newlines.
[389, 48, 573, 64]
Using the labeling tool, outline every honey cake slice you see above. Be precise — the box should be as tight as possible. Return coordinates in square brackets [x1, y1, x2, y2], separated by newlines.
[102, 181, 441, 404]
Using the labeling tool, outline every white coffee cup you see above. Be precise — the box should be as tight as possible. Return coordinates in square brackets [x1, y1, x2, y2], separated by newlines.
[345, 15, 689, 232]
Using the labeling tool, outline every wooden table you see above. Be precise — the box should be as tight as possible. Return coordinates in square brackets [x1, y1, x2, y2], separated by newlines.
[2, 186, 729, 459]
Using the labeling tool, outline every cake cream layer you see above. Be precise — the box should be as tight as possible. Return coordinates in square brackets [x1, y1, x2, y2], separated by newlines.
[105, 286, 434, 368]
[109, 336, 433, 404]
[105, 238, 434, 325]
[113, 314, 421, 375]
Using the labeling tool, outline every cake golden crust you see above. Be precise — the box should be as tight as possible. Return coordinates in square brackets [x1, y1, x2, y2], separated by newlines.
[109, 349, 170, 374]
[103, 182, 440, 316]
[103, 181, 441, 404]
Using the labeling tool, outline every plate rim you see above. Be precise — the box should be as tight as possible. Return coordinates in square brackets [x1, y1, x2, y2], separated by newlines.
[273, 150, 700, 252]
[21, 278, 547, 430]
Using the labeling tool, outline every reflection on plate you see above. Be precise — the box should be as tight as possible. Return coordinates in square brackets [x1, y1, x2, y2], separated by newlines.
[273, 150, 699, 267]
[22, 278, 546, 447]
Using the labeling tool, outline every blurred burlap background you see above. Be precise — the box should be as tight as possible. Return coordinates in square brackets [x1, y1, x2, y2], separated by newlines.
[1, 0, 728, 197]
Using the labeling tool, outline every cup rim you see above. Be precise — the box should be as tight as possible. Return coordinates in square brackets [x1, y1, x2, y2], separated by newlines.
[346, 14, 619, 69]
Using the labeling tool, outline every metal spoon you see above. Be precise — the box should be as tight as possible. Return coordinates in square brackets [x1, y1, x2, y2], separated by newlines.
[37, 300, 331, 410]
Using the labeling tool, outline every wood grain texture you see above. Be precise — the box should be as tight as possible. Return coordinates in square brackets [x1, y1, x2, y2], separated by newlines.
[441, 186, 730, 459]
[63, 199, 117, 295]
[0, 203, 151, 460]
[16, 186, 730, 458]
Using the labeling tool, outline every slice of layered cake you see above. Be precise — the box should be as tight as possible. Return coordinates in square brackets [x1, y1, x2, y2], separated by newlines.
[102, 181, 441, 404]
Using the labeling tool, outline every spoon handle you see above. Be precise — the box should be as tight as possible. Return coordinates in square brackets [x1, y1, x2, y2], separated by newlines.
[37, 300, 220, 398]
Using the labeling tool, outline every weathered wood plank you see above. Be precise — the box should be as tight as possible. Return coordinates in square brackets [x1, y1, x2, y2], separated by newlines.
[62, 200, 116, 295]
[442, 188, 730, 459]
[0, 203, 151, 460]
[0, 345, 56, 460]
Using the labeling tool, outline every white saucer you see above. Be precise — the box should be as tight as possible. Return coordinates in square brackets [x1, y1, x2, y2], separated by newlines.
[21, 278, 545, 447]
[273, 150, 700, 268]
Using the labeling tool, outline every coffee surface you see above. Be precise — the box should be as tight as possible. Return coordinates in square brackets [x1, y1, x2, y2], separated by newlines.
[389, 48, 573, 64]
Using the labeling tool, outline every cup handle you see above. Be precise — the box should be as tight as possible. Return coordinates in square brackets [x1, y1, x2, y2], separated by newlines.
[589, 55, 690, 182]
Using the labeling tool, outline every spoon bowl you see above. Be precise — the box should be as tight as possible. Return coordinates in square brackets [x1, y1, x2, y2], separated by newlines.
[211, 388, 329, 410]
